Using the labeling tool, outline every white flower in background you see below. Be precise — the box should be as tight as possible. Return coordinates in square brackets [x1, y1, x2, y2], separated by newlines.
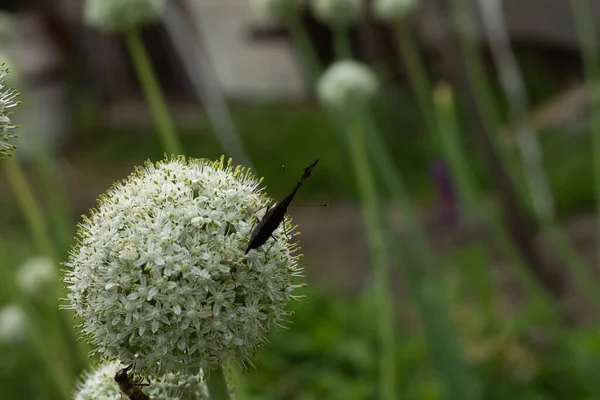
[250, 0, 306, 23]
[317, 60, 379, 111]
[0, 64, 19, 160]
[0, 304, 27, 344]
[373, 0, 418, 21]
[310, 0, 364, 27]
[63, 156, 304, 375]
[74, 360, 209, 400]
[84, 0, 165, 31]
[16, 256, 58, 296]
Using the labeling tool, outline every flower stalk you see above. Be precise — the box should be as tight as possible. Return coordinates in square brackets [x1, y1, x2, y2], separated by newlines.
[125, 27, 182, 155]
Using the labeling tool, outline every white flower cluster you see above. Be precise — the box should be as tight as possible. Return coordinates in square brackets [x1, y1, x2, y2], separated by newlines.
[16, 256, 58, 296]
[311, 0, 364, 27]
[373, 0, 418, 21]
[0, 64, 19, 160]
[75, 360, 209, 400]
[317, 60, 379, 111]
[250, 0, 306, 23]
[84, 0, 165, 31]
[64, 156, 304, 375]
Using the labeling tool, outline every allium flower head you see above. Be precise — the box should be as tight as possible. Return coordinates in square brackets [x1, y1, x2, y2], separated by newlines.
[373, 0, 418, 21]
[75, 360, 209, 400]
[63, 156, 304, 375]
[311, 0, 364, 27]
[84, 0, 165, 31]
[317, 60, 379, 111]
[250, 0, 306, 23]
[16, 256, 58, 296]
[0, 64, 19, 160]
[0, 304, 27, 344]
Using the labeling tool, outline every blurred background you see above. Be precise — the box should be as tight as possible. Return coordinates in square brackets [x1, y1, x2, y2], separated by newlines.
[3, 0, 600, 399]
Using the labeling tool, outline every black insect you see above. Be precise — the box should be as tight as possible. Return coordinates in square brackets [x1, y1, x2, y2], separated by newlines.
[245, 159, 319, 254]
[114, 364, 151, 400]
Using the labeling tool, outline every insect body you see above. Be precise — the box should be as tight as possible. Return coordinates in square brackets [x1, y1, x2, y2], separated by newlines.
[114, 364, 151, 400]
[245, 159, 319, 254]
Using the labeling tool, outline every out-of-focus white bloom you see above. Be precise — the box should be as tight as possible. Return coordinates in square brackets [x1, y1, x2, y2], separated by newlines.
[311, 0, 364, 27]
[250, 0, 306, 23]
[317, 60, 379, 111]
[16, 256, 58, 296]
[0, 64, 19, 160]
[84, 0, 165, 31]
[74, 360, 209, 400]
[63, 156, 304, 375]
[0, 304, 27, 344]
[373, 0, 418, 21]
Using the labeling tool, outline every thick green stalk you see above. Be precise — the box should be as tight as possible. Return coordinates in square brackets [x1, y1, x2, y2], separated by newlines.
[571, 0, 600, 265]
[125, 28, 182, 155]
[288, 19, 322, 85]
[366, 118, 481, 400]
[206, 366, 231, 400]
[449, 0, 528, 203]
[394, 21, 437, 136]
[343, 106, 395, 400]
[333, 26, 352, 60]
[4, 158, 58, 261]
[432, 83, 559, 322]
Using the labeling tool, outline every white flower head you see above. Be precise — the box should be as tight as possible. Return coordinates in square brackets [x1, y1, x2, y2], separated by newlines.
[63, 156, 304, 375]
[84, 0, 165, 32]
[16, 256, 58, 296]
[250, 0, 306, 23]
[75, 360, 209, 400]
[0, 63, 20, 160]
[0, 304, 27, 344]
[373, 0, 418, 21]
[310, 0, 364, 27]
[317, 60, 379, 111]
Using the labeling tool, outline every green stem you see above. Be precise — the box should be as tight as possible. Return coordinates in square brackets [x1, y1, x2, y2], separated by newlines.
[571, 0, 600, 266]
[394, 21, 437, 136]
[343, 106, 395, 400]
[367, 120, 480, 400]
[4, 158, 58, 261]
[432, 83, 558, 323]
[288, 19, 322, 85]
[206, 366, 231, 400]
[125, 27, 182, 155]
[333, 26, 352, 60]
[449, 0, 528, 203]
[32, 151, 73, 251]
[26, 315, 73, 399]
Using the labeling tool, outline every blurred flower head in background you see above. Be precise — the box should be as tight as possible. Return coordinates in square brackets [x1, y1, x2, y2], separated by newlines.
[310, 0, 364, 27]
[317, 60, 379, 111]
[63, 156, 304, 375]
[84, 0, 165, 31]
[0, 63, 19, 160]
[0, 304, 27, 344]
[373, 0, 418, 21]
[250, 0, 306, 23]
[16, 256, 58, 296]
[74, 360, 209, 400]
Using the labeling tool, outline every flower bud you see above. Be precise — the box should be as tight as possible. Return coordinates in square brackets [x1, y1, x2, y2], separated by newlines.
[310, 0, 364, 27]
[16, 256, 58, 296]
[74, 360, 209, 400]
[373, 0, 418, 21]
[317, 60, 379, 111]
[84, 0, 165, 32]
[0, 64, 19, 160]
[250, 0, 306, 23]
[63, 156, 304, 375]
[0, 304, 27, 344]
